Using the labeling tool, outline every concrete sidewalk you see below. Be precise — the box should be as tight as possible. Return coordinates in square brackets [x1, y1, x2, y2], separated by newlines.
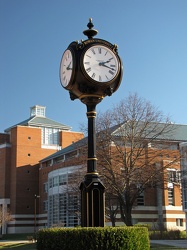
[151, 240, 187, 249]
[0, 240, 34, 243]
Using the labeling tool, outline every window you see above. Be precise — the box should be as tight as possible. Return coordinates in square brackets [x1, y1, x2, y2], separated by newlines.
[42, 128, 59, 145]
[137, 192, 144, 206]
[53, 176, 59, 187]
[168, 170, 181, 183]
[168, 188, 174, 205]
[43, 201, 48, 212]
[49, 178, 53, 189]
[59, 174, 67, 185]
[48, 193, 79, 227]
[44, 182, 48, 193]
[30, 106, 45, 117]
[176, 218, 183, 227]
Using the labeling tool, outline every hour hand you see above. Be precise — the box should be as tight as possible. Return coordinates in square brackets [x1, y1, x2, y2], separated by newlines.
[66, 62, 72, 70]
[102, 58, 113, 65]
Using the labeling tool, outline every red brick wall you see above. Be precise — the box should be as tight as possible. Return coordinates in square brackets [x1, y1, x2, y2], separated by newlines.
[0, 146, 11, 198]
[9, 126, 59, 214]
[60, 131, 84, 148]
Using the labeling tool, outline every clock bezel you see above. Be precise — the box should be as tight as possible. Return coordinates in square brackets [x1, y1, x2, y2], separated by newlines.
[81, 43, 120, 85]
[60, 48, 75, 89]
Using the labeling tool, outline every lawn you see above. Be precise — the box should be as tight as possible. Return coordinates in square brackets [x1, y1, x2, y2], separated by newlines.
[0, 242, 36, 250]
[0, 234, 36, 249]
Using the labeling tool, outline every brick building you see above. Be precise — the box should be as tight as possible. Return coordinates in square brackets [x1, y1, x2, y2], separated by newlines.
[1, 106, 187, 234]
[180, 142, 187, 232]
[0, 105, 84, 234]
[38, 122, 187, 231]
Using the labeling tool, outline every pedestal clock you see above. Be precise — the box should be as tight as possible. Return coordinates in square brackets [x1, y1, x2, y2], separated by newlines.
[60, 18, 123, 227]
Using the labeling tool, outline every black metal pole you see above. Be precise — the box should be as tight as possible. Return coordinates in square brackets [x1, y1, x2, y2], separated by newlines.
[87, 103, 97, 173]
[80, 100, 105, 227]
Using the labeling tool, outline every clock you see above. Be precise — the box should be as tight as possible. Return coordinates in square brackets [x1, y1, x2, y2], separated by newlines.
[82, 45, 120, 83]
[60, 49, 74, 88]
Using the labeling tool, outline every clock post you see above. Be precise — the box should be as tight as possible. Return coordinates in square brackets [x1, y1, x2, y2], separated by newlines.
[60, 18, 123, 227]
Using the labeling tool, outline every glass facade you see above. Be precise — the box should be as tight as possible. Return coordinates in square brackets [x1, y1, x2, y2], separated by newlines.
[47, 166, 82, 227]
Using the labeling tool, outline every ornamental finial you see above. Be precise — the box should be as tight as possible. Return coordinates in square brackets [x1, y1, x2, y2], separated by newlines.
[83, 18, 98, 39]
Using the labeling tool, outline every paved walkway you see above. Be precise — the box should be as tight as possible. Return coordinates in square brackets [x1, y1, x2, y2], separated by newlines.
[1, 239, 187, 248]
[151, 240, 187, 249]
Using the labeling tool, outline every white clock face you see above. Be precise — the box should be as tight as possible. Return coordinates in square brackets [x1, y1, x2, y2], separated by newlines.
[60, 49, 73, 87]
[83, 45, 119, 83]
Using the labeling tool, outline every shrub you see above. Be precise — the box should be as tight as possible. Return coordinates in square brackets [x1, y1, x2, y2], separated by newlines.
[149, 229, 181, 240]
[134, 224, 152, 231]
[37, 227, 149, 250]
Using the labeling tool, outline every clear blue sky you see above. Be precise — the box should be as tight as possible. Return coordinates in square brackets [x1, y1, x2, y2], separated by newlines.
[1, 0, 187, 133]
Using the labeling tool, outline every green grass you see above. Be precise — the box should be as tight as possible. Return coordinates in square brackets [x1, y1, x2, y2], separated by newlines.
[0, 243, 36, 250]
[1, 234, 34, 241]
[0, 234, 36, 249]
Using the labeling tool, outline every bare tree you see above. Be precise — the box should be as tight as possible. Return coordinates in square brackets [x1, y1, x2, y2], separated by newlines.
[0, 206, 13, 234]
[96, 93, 179, 226]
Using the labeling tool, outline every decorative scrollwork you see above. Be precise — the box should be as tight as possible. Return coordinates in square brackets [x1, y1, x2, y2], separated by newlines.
[76, 40, 85, 50]
[112, 44, 118, 53]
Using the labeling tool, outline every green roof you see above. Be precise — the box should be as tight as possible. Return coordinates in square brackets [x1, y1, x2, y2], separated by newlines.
[40, 122, 187, 163]
[5, 116, 71, 132]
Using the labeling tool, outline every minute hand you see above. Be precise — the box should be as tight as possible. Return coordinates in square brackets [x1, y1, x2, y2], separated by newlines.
[99, 62, 115, 71]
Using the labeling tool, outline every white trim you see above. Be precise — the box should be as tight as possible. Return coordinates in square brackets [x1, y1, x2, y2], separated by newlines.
[164, 214, 185, 219]
[133, 206, 157, 211]
[0, 143, 11, 149]
[164, 206, 184, 211]
[42, 145, 61, 150]
[132, 214, 158, 219]
[0, 198, 10, 204]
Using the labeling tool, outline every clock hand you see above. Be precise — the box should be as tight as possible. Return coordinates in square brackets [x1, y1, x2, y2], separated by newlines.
[97, 57, 113, 65]
[102, 57, 113, 64]
[66, 62, 72, 70]
[99, 62, 115, 71]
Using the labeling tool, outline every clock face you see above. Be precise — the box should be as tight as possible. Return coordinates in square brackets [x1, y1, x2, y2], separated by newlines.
[82, 45, 119, 83]
[60, 49, 74, 87]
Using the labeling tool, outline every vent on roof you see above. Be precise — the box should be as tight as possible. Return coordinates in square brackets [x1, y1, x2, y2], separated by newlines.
[30, 105, 46, 117]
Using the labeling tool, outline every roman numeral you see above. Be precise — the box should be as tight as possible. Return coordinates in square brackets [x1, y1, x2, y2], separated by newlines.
[92, 73, 96, 79]
[98, 47, 102, 54]
[84, 62, 90, 65]
[91, 49, 95, 54]
[86, 67, 91, 73]
[109, 70, 114, 75]
[99, 75, 102, 81]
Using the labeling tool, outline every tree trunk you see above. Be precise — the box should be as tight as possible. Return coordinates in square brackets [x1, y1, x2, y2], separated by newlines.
[119, 200, 133, 226]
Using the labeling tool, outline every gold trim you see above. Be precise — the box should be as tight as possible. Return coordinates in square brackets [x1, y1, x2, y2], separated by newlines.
[80, 94, 104, 99]
[86, 172, 99, 175]
[87, 157, 97, 161]
[87, 111, 97, 115]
